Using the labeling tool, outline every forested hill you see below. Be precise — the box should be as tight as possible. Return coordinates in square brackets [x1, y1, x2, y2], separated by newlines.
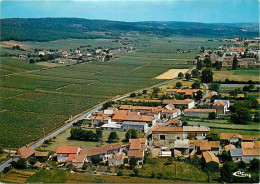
[0, 18, 258, 41]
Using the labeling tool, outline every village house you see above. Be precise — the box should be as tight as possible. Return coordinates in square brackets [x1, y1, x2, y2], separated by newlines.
[214, 99, 230, 108]
[56, 144, 122, 168]
[213, 101, 228, 115]
[220, 133, 242, 145]
[168, 119, 182, 126]
[56, 146, 81, 163]
[166, 89, 201, 98]
[127, 138, 147, 165]
[108, 153, 124, 166]
[12, 146, 35, 161]
[230, 148, 243, 162]
[152, 126, 210, 140]
[162, 99, 195, 109]
[193, 140, 221, 155]
[183, 109, 216, 118]
[202, 151, 219, 172]
[205, 91, 217, 104]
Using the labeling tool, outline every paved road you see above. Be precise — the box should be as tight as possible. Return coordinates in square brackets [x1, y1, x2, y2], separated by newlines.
[0, 67, 195, 172]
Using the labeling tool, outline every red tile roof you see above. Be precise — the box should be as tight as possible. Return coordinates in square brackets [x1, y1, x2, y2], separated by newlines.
[169, 119, 181, 124]
[220, 133, 242, 140]
[202, 151, 219, 163]
[56, 146, 79, 154]
[184, 109, 216, 113]
[67, 154, 76, 162]
[152, 126, 183, 132]
[127, 150, 143, 158]
[13, 146, 35, 159]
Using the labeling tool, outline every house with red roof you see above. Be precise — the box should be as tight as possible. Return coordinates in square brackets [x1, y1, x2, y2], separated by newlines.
[127, 138, 147, 165]
[12, 146, 35, 161]
[56, 146, 81, 162]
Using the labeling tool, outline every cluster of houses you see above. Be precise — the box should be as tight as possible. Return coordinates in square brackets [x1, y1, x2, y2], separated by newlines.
[189, 37, 260, 68]
[54, 138, 147, 168]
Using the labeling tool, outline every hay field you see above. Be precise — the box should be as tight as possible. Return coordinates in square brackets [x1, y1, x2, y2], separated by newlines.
[155, 69, 189, 79]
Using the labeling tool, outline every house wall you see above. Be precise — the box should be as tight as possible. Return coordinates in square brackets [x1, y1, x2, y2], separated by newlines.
[242, 155, 260, 164]
[232, 156, 243, 162]
[152, 132, 184, 140]
[108, 158, 124, 166]
[184, 111, 210, 118]
[57, 153, 69, 162]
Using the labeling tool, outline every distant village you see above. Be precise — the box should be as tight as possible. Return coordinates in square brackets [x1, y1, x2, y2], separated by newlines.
[17, 40, 135, 64]
[187, 37, 260, 68]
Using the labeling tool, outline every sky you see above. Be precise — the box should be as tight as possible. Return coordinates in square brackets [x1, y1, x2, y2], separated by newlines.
[0, 0, 259, 23]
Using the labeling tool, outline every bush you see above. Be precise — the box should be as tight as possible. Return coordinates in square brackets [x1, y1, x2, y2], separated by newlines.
[3, 166, 11, 174]
[237, 160, 246, 169]
[133, 168, 139, 176]
[208, 112, 216, 119]
[91, 156, 102, 166]
[11, 159, 27, 169]
[117, 170, 123, 176]
[130, 93, 136, 98]
[176, 82, 182, 88]
[125, 129, 138, 142]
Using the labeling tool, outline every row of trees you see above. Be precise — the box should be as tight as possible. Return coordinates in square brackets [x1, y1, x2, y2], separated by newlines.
[70, 128, 102, 141]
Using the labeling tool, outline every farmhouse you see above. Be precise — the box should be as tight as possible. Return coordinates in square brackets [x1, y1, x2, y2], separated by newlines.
[183, 109, 216, 118]
[166, 89, 201, 98]
[213, 101, 228, 115]
[56, 146, 81, 163]
[152, 126, 210, 140]
[12, 146, 35, 161]
[162, 99, 195, 109]
[193, 140, 220, 155]
[56, 144, 123, 168]
[127, 138, 147, 165]
[168, 119, 182, 126]
[214, 99, 230, 108]
[220, 133, 242, 144]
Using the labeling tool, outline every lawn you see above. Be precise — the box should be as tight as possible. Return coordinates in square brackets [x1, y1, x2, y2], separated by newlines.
[37, 128, 128, 151]
[27, 169, 178, 183]
[121, 157, 208, 182]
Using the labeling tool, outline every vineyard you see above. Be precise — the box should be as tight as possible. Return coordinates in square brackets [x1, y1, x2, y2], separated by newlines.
[0, 36, 224, 148]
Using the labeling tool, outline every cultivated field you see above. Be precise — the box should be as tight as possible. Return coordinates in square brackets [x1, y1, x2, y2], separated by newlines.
[155, 69, 189, 79]
[213, 68, 259, 82]
[0, 169, 35, 183]
[0, 36, 229, 148]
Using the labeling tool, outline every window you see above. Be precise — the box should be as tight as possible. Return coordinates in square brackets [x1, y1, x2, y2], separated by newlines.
[160, 135, 166, 140]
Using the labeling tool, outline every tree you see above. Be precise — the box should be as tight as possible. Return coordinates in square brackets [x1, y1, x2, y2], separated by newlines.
[3, 166, 11, 174]
[201, 69, 213, 83]
[178, 72, 184, 79]
[191, 81, 201, 89]
[237, 160, 246, 169]
[220, 161, 237, 182]
[28, 157, 37, 165]
[249, 158, 259, 172]
[204, 57, 212, 68]
[185, 73, 191, 80]
[231, 107, 252, 124]
[196, 59, 203, 70]
[182, 121, 188, 126]
[194, 90, 203, 100]
[11, 159, 27, 169]
[191, 69, 200, 78]
[129, 157, 137, 169]
[117, 170, 123, 176]
[133, 168, 139, 176]
[229, 88, 240, 98]
[91, 155, 102, 165]
[176, 82, 182, 88]
[130, 93, 136, 98]
[108, 131, 119, 143]
[220, 151, 231, 162]
[29, 59, 35, 64]
[208, 112, 216, 119]
[95, 129, 103, 142]
[206, 133, 220, 141]
[209, 83, 220, 93]
[125, 129, 138, 141]
[214, 61, 222, 70]
[102, 101, 113, 109]
[142, 90, 147, 94]
[232, 55, 238, 70]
